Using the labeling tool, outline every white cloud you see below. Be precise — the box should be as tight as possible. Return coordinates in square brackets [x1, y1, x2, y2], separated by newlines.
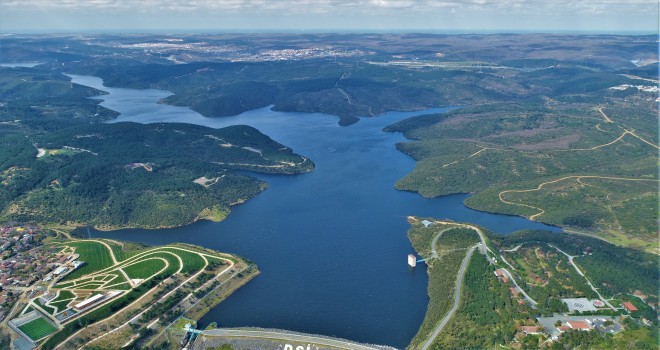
[368, 0, 415, 8]
[1, 0, 657, 13]
[0, 0, 656, 31]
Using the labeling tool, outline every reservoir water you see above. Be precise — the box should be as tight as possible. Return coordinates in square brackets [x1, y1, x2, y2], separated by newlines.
[69, 75, 560, 348]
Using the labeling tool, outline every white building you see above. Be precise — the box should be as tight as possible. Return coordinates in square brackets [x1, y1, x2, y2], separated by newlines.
[408, 254, 417, 267]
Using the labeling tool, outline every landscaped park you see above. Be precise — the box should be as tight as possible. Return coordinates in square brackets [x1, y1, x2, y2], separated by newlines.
[10, 239, 258, 349]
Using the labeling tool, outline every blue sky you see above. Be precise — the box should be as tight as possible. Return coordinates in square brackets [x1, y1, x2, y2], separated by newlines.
[0, 0, 657, 33]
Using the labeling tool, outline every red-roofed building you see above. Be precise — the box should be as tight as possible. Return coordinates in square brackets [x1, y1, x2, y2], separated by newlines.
[494, 269, 509, 283]
[522, 326, 543, 334]
[567, 320, 591, 330]
[510, 287, 520, 297]
[622, 301, 638, 312]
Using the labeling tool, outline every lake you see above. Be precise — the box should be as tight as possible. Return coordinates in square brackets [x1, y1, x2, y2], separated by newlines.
[69, 75, 560, 349]
[0, 62, 43, 68]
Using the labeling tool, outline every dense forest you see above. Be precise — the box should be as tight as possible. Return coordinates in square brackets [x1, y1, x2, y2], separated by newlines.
[0, 66, 313, 229]
[0, 122, 312, 228]
[431, 253, 532, 349]
[0, 68, 118, 135]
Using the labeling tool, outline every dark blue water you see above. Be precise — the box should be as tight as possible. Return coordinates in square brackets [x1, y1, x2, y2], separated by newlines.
[69, 75, 560, 348]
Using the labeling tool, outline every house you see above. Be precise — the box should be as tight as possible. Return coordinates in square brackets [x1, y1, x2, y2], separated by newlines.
[567, 320, 591, 330]
[522, 326, 543, 335]
[622, 301, 638, 312]
[494, 269, 509, 283]
[510, 287, 520, 297]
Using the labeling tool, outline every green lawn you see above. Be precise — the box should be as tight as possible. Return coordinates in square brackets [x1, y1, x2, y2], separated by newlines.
[60, 241, 114, 281]
[123, 259, 167, 280]
[51, 290, 75, 303]
[34, 300, 56, 315]
[18, 317, 58, 341]
[162, 248, 207, 274]
[49, 300, 72, 313]
[108, 241, 141, 262]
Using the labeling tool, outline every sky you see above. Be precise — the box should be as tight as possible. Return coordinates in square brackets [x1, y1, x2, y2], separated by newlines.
[0, 0, 658, 33]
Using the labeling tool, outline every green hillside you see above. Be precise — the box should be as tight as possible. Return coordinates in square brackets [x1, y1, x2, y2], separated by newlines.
[0, 122, 312, 229]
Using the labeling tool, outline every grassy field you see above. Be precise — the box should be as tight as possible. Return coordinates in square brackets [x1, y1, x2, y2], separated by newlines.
[34, 299, 56, 315]
[18, 317, 58, 341]
[107, 241, 142, 262]
[47, 290, 76, 313]
[162, 248, 207, 274]
[60, 241, 115, 281]
[51, 290, 75, 303]
[123, 259, 167, 280]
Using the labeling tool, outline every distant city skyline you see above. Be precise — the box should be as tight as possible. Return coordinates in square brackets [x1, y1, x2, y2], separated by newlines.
[0, 0, 657, 33]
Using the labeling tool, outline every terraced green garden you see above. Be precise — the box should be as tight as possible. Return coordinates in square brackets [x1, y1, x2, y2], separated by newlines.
[37, 239, 246, 349]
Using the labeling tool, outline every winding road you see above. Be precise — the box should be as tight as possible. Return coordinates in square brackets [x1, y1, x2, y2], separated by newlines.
[420, 245, 478, 350]
[431, 228, 455, 258]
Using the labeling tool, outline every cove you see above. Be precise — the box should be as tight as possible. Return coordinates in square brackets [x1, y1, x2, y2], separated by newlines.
[69, 74, 560, 349]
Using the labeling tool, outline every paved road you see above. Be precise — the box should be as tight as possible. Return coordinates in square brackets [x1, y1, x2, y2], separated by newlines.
[202, 329, 386, 350]
[431, 228, 455, 258]
[549, 244, 616, 310]
[420, 245, 478, 350]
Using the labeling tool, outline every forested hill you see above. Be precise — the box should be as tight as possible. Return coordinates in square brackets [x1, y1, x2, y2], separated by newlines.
[385, 97, 658, 251]
[0, 67, 118, 135]
[0, 122, 312, 229]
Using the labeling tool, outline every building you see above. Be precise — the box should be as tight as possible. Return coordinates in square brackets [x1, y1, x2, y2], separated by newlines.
[73, 294, 105, 311]
[521, 326, 543, 335]
[52, 266, 68, 276]
[622, 301, 638, 312]
[557, 326, 570, 333]
[408, 254, 417, 267]
[567, 320, 591, 330]
[494, 269, 509, 283]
